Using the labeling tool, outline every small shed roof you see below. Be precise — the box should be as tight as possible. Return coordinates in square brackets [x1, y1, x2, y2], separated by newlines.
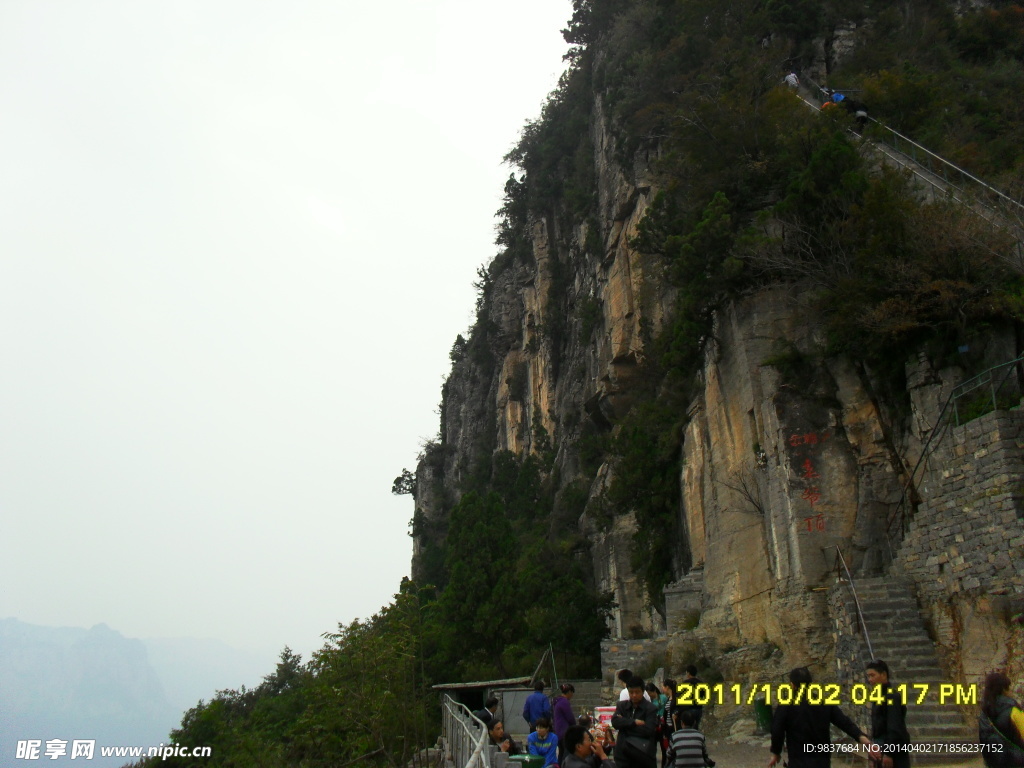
[431, 677, 532, 691]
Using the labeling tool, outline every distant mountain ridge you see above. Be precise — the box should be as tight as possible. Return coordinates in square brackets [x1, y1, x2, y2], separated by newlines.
[0, 618, 266, 767]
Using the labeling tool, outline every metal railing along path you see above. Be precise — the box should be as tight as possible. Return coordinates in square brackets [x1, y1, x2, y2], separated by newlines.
[885, 353, 1024, 556]
[442, 695, 490, 768]
[866, 119, 1024, 217]
[794, 81, 1024, 270]
[828, 546, 876, 665]
[949, 353, 1024, 427]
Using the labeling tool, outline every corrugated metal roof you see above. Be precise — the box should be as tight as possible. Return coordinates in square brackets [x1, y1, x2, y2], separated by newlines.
[431, 677, 532, 690]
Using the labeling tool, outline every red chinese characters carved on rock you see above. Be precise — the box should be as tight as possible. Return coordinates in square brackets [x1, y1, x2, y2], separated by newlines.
[803, 513, 826, 532]
[801, 458, 820, 479]
[801, 486, 822, 505]
[788, 431, 830, 447]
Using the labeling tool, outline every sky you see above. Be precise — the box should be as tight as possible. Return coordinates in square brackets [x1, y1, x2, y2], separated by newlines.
[0, 0, 571, 671]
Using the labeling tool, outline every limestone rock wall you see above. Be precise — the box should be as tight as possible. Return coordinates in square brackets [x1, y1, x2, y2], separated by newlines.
[410, 38, 1023, 690]
[667, 287, 910, 672]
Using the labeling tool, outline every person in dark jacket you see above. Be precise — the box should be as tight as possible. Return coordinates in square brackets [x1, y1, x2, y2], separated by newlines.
[554, 683, 578, 761]
[769, 667, 871, 768]
[563, 725, 616, 768]
[678, 666, 704, 730]
[612, 676, 659, 768]
[524, 681, 553, 733]
[866, 660, 911, 768]
[489, 720, 522, 755]
[980, 671, 1024, 767]
[660, 679, 677, 768]
[474, 697, 499, 729]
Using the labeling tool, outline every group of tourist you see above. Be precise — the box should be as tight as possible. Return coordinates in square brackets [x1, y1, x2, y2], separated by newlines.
[473, 663, 1024, 768]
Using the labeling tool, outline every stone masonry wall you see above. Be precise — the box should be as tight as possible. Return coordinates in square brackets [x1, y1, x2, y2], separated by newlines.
[894, 408, 1024, 683]
[600, 638, 669, 685]
[899, 409, 1024, 597]
[827, 582, 869, 687]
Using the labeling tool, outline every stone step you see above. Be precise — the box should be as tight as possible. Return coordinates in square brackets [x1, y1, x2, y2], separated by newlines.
[867, 644, 939, 657]
[883, 660, 945, 671]
[868, 634, 937, 646]
[860, 626, 933, 637]
[883, 670, 946, 681]
[907, 720, 957, 732]
[869, 651, 941, 664]
[865, 624, 932, 634]
[859, 607, 926, 617]
[906, 710, 973, 725]
[866, 658, 944, 672]
[862, 622, 931, 634]
[909, 702, 973, 714]
[861, 610, 927, 621]
[853, 584, 915, 595]
[913, 726, 977, 741]
[862, 616, 931, 627]
[861, 610, 928, 619]
[863, 609, 929, 620]
[854, 593, 918, 601]
[861, 625, 930, 634]
[856, 597, 922, 609]
[865, 649, 940, 660]
[852, 599, 921, 609]
[855, 592, 919, 600]
[865, 644, 939, 656]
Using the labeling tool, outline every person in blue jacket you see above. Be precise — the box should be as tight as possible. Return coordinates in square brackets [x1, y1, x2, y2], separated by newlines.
[524, 681, 553, 733]
[528, 717, 559, 767]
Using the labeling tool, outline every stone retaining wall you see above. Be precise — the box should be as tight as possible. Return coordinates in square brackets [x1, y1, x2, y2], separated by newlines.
[893, 408, 1024, 683]
[899, 409, 1024, 598]
[600, 637, 669, 684]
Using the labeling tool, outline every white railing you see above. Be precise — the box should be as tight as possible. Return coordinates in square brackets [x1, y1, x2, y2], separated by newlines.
[442, 694, 491, 768]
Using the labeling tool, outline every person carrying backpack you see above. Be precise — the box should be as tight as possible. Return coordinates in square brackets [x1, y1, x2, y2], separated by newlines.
[980, 671, 1024, 767]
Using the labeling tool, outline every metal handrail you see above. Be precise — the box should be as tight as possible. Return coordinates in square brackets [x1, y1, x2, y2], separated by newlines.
[829, 546, 876, 662]
[793, 94, 957, 204]
[796, 76, 1024, 241]
[949, 353, 1024, 426]
[866, 118, 1024, 215]
[884, 391, 954, 557]
[442, 694, 491, 768]
[885, 353, 1024, 555]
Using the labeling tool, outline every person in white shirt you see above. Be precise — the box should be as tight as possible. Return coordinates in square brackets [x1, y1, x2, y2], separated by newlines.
[617, 669, 651, 702]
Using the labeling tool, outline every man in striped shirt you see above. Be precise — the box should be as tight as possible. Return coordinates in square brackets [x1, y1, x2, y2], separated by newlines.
[669, 709, 714, 768]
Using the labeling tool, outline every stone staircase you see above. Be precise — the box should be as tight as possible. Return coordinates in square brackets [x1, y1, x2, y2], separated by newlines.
[835, 577, 975, 757]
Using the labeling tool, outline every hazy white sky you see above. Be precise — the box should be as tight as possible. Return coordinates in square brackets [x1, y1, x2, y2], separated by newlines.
[0, 0, 570, 668]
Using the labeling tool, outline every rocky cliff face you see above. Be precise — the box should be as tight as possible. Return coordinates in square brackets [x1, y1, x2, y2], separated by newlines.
[411, 48, 1023, 687]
